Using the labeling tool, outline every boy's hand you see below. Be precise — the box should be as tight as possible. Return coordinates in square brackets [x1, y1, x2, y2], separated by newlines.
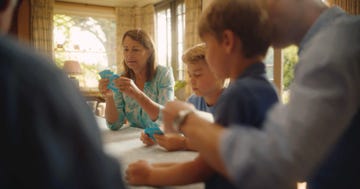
[162, 100, 196, 133]
[154, 133, 187, 151]
[140, 131, 156, 146]
[125, 160, 152, 185]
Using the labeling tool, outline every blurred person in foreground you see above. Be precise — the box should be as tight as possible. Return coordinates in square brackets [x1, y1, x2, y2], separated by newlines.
[0, 0, 126, 188]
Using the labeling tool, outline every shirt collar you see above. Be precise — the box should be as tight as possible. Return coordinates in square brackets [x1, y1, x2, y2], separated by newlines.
[298, 6, 345, 54]
[238, 62, 266, 80]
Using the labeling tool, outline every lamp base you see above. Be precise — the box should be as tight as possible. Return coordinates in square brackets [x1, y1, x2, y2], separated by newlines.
[69, 76, 79, 88]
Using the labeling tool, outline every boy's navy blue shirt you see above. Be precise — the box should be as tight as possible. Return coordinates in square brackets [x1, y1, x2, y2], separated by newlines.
[205, 62, 279, 189]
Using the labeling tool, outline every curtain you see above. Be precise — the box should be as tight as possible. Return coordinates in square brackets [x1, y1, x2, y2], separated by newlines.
[115, 5, 155, 73]
[184, 0, 202, 49]
[135, 5, 155, 39]
[328, 0, 360, 14]
[30, 0, 54, 57]
[115, 7, 135, 72]
[183, 0, 202, 97]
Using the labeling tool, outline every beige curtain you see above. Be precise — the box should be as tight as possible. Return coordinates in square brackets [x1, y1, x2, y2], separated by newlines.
[328, 0, 360, 14]
[115, 7, 135, 72]
[30, 0, 54, 57]
[135, 5, 155, 39]
[183, 0, 202, 98]
[184, 0, 202, 49]
[115, 5, 155, 73]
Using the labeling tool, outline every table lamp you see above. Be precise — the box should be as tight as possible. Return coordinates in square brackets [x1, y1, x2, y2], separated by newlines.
[63, 60, 82, 87]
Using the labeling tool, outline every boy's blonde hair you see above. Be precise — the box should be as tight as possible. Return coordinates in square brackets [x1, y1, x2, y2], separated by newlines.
[182, 43, 206, 65]
[198, 0, 270, 58]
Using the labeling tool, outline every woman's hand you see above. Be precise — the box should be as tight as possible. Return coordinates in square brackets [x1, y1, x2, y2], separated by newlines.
[140, 131, 156, 146]
[125, 160, 152, 185]
[154, 133, 187, 151]
[114, 76, 141, 99]
[98, 78, 113, 99]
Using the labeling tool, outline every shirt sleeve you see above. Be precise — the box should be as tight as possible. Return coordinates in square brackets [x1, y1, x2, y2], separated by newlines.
[187, 94, 199, 107]
[220, 22, 360, 188]
[106, 92, 126, 130]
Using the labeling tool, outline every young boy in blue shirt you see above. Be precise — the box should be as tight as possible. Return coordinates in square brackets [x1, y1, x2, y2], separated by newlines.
[184, 43, 225, 115]
[140, 43, 225, 151]
[125, 0, 279, 188]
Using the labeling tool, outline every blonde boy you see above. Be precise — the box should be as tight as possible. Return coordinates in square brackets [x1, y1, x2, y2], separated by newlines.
[183, 43, 225, 115]
[140, 43, 225, 151]
[126, 0, 279, 188]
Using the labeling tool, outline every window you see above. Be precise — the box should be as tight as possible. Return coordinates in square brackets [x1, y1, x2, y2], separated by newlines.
[155, 0, 185, 80]
[53, 2, 116, 89]
[263, 47, 274, 82]
[282, 45, 299, 103]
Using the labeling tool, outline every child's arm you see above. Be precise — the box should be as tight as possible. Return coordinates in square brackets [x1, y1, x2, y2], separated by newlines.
[152, 162, 177, 167]
[154, 133, 186, 151]
[125, 155, 214, 186]
[154, 133, 197, 151]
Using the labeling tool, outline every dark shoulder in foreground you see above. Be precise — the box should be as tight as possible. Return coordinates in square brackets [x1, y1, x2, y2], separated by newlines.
[0, 36, 126, 189]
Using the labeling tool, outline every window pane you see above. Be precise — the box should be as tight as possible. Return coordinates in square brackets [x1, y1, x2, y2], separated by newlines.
[166, 8, 172, 67]
[282, 45, 299, 90]
[53, 14, 116, 89]
[156, 8, 171, 67]
[155, 0, 185, 80]
[176, 3, 185, 80]
[282, 45, 298, 103]
[264, 47, 274, 81]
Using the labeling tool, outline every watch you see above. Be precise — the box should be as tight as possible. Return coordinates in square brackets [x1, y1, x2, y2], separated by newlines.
[173, 109, 194, 133]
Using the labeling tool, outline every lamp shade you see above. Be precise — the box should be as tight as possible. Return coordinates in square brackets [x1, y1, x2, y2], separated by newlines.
[63, 60, 82, 75]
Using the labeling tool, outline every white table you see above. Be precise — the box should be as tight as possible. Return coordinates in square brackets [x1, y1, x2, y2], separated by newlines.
[96, 116, 204, 189]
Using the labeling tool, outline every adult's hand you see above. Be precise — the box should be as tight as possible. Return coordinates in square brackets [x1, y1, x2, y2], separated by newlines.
[98, 78, 113, 99]
[114, 76, 141, 99]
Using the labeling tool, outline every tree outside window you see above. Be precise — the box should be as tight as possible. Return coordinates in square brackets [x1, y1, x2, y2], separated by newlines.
[53, 14, 116, 89]
[282, 45, 299, 103]
[264, 47, 275, 82]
